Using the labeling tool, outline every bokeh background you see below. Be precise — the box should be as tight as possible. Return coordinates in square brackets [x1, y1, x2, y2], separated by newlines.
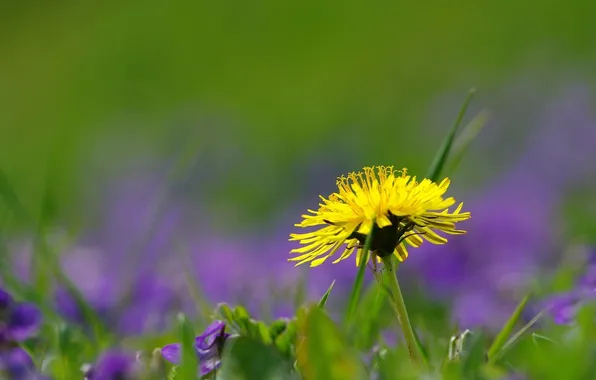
[1, 1, 596, 337]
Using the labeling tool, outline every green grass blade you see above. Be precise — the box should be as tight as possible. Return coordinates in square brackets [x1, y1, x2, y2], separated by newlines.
[531, 332, 558, 346]
[344, 225, 375, 325]
[489, 310, 545, 363]
[487, 293, 531, 362]
[426, 88, 476, 182]
[0, 169, 35, 225]
[0, 167, 108, 352]
[177, 313, 198, 380]
[298, 307, 368, 380]
[175, 241, 212, 317]
[412, 327, 430, 368]
[317, 280, 336, 309]
[447, 110, 489, 175]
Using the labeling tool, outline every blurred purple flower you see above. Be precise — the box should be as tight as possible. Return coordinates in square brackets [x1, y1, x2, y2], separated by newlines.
[55, 268, 180, 336]
[0, 287, 42, 344]
[543, 248, 596, 325]
[544, 293, 580, 325]
[48, 167, 186, 336]
[406, 81, 596, 330]
[0, 347, 49, 380]
[407, 176, 557, 330]
[84, 350, 140, 380]
[162, 320, 231, 376]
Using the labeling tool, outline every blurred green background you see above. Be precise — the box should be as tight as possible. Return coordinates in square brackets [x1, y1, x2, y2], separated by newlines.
[2, 0, 596, 228]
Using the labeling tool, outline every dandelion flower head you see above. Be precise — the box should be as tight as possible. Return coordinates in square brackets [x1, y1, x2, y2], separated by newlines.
[289, 166, 471, 267]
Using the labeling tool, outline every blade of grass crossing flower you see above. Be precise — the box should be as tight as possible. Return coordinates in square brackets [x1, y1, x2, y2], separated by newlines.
[317, 280, 336, 309]
[426, 88, 476, 182]
[380, 255, 422, 364]
[175, 241, 213, 317]
[489, 309, 545, 364]
[446, 110, 489, 176]
[115, 137, 205, 314]
[344, 225, 375, 325]
[487, 293, 531, 362]
[177, 313, 198, 380]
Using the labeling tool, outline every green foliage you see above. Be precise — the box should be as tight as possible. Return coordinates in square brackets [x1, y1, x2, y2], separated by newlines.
[176, 313, 198, 380]
[344, 229, 375, 326]
[217, 304, 297, 358]
[426, 88, 476, 182]
[317, 280, 335, 309]
[217, 337, 296, 380]
[487, 294, 531, 363]
[296, 306, 368, 380]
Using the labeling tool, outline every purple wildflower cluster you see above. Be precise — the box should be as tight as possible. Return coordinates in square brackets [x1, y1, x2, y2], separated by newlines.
[161, 320, 231, 376]
[83, 351, 140, 380]
[0, 287, 47, 379]
[80, 320, 230, 379]
[544, 249, 596, 325]
[405, 82, 596, 330]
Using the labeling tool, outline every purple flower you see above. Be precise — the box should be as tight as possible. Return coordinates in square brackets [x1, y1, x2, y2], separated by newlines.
[84, 350, 139, 380]
[162, 320, 231, 376]
[46, 168, 184, 336]
[543, 248, 596, 325]
[0, 347, 49, 380]
[0, 287, 42, 344]
[545, 293, 580, 325]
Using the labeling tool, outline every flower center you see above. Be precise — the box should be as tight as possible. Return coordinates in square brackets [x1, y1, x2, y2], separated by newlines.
[347, 213, 413, 257]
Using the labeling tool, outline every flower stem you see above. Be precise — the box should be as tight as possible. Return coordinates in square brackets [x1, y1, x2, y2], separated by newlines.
[380, 255, 421, 363]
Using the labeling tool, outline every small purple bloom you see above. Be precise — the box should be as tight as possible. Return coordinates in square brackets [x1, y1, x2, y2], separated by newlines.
[162, 320, 230, 376]
[544, 293, 581, 325]
[543, 249, 596, 325]
[0, 287, 42, 344]
[85, 351, 139, 380]
[0, 347, 49, 379]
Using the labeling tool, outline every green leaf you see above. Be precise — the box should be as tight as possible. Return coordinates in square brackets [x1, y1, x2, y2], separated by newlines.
[487, 293, 531, 362]
[344, 227, 375, 326]
[317, 280, 336, 309]
[218, 304, 236, 326]
[426, 88, 476, 182]
[274, 319, 297, 358]
[461, 331, 487, 378]
[268, 319, 289, 341]
[256, 321, 273, 345]
[177, 313, 198, 380]
[233, 306, 251, 325]
[297, 307, 368, 380]
[218, 337, 296, 380]
[349, 281, 388, 350]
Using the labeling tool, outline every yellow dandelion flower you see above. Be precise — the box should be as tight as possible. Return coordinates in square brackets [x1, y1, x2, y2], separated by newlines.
[289, 166, 471, 267]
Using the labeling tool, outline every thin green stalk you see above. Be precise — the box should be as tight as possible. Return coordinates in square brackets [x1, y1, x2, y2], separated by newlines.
[380, 255, 421, 363]
[426, 87, 476, 182]
[344, 227, 374, 325]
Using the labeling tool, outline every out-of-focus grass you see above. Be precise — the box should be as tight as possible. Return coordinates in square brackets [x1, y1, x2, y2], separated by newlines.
[2, 0, 596, 226]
